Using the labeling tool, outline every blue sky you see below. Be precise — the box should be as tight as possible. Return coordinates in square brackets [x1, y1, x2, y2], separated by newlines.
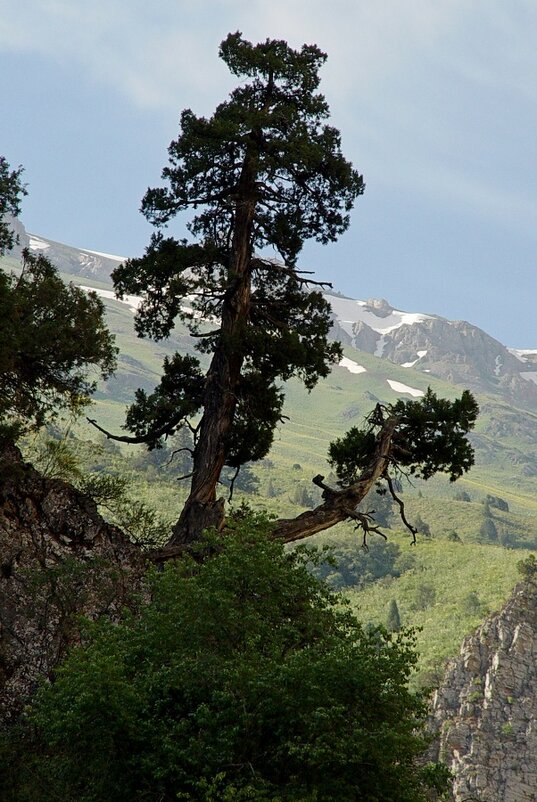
[1, 1, 536, 346]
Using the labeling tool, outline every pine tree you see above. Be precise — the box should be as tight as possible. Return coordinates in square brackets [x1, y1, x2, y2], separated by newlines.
[479, 517, 498, 542]
[90, 36, 478, 550]
[387, 599, 401, 632]
[102, 32, 364, 543]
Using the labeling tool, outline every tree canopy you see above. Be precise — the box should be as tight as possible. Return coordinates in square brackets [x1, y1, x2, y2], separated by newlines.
[0, 159, 117, 440]
[0, 516, 449, 802]
[87, 33, 478, 551]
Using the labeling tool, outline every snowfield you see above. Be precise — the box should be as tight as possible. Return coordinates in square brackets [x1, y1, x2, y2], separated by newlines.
[80, 286, 141, 312]
[28, 236, 50, 251]
[338, 357, 367, 374]
[327, 296, 433, 339]
[386, 380, 424, 397]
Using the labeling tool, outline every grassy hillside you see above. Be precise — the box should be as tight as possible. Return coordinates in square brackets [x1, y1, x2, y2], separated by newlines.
[5, 257, 537, 684]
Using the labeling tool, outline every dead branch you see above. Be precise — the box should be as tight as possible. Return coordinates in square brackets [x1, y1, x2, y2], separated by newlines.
[386, 474, 417, 545]
[271, 416, 398, 543]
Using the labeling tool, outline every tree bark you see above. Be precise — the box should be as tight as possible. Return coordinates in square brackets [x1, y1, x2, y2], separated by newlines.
[171, 147, 258, 546]
[271, 417, 398, 543]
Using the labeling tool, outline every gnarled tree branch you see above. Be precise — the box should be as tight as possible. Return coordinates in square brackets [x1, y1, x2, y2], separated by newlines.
[271, 416, 398, 542]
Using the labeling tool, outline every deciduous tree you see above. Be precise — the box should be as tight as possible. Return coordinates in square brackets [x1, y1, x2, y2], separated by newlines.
[1, 517, 449, 802]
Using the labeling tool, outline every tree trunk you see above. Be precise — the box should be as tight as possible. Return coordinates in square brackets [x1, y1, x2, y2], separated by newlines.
[171, 149, 257, 546]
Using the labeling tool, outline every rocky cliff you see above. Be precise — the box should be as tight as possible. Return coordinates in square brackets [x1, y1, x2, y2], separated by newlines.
[0, 441, 144, 722]
[431, 579, 537, 802]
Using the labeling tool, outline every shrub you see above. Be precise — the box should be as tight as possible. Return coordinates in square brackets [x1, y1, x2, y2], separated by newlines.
[1, 515, 449, 802]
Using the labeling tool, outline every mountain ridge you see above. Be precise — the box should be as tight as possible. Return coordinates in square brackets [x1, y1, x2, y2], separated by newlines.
[10, 217, 536, 411]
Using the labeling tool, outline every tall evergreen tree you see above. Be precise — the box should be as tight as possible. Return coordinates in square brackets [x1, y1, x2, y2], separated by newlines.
[387, 599, 402, 632]
[91, 34, 478, 550]
[105, 32, 364, 543]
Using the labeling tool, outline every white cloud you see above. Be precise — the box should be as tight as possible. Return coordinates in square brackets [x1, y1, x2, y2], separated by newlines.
[0, 1, 471, 109]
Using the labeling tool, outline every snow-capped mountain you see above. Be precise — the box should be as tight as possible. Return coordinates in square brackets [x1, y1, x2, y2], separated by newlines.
[326, 294, 537, 408]
[8, 216, 122, 284]
[7, 218, 537, 409]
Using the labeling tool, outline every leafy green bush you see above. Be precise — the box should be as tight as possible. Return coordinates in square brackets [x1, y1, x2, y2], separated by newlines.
[1, 515, 449, 802]
[311, 539, 411, 590]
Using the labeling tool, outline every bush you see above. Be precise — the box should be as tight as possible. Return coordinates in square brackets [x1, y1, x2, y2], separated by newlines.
[412, 583, 436, 611]
[479, 517, 498, 543]
[517, 554, 537, 581]
[484, 494, 509, 512]
[311, 539, 411, 590]
[1, 515, 449, 802]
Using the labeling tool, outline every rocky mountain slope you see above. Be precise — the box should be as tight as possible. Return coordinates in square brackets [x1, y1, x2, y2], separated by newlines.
[6, 214, 123, 283]
[431, 576, 537, 801]
[327, 294, 537, 409]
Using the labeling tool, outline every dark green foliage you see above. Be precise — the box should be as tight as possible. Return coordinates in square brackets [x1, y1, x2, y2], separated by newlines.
[388, 390, 478, 482]
[0, 156, 26, 254]
[3, 517, 449, 802]
[387, 599, 402, 632]
[123, 354, 204, 449]
[111, 31, 362, 483]
[328, 389, 478, 487]
[479, 517, 498, 543]
[447, 530, 463, 543]
[328, 427, 377, 486]
[0, 250, 117, 440]
[312, 539, 410, 590]
[517, 554, 537, 581]
[484, 493, 509, 512]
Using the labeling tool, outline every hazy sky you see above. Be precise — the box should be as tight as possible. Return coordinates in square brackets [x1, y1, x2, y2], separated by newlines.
[1, 1, 536, 346]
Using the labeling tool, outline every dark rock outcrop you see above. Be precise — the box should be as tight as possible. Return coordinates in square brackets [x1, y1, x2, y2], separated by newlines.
[0, 442, 144, 722]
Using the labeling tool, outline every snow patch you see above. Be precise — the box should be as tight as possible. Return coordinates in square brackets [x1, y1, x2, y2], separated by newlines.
[521, 372, 537, 385]
[80, 286, 141, 312]
[401, 349, 427, 368]
[327, 295, 433, 340]
[386, 379, 424, 397]
[375, 335, 387, 357]
[338, 357, 367, 374]
[28, 236, 50, 251]
[509, 348, 537, 363]
[81, 248, 126, 262]
[494, 355, 503, 376]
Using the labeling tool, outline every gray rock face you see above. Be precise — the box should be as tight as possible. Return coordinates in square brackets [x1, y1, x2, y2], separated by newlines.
[431, 580, 537, 801]
[4, 216, 121, 283]
[0, 442, 144, 722]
